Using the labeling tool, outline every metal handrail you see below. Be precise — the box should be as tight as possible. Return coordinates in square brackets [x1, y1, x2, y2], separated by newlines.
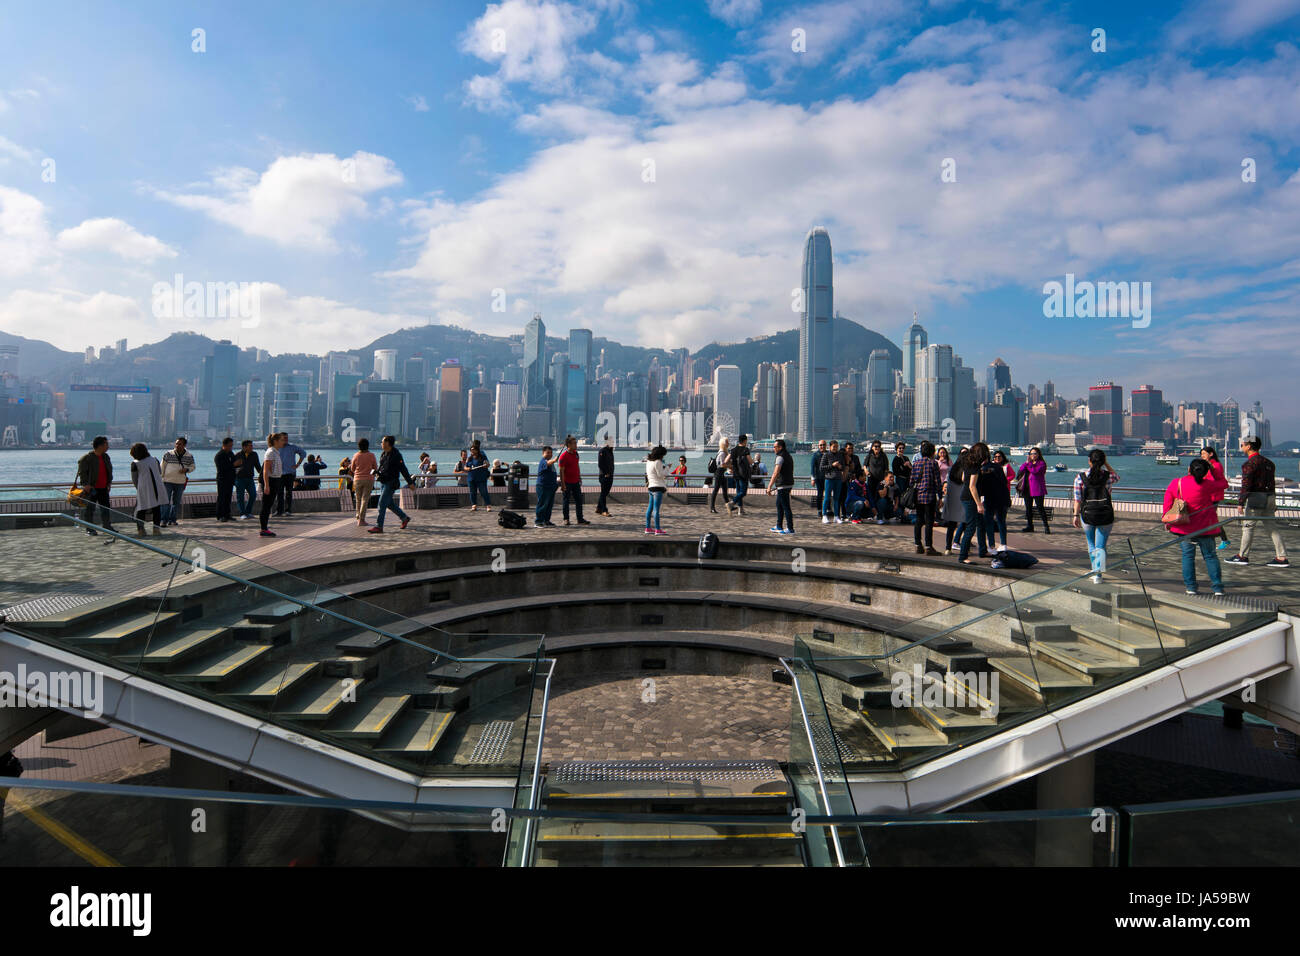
[797, 510, 1289, 665]
[781, 657, 848, 867]
[12, 509, 541, 666]
[516, 655, 557, 867]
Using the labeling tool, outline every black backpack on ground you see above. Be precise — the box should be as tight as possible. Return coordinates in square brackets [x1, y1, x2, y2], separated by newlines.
[1080, 471, 1115, 526]
[991, 550, 1038, 570]
[698, 531, 720, 560]
[498, 510, 527, 530]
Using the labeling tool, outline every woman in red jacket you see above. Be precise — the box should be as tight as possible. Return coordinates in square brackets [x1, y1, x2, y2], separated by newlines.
[1199, 447, 1230, 552]
[1163, 458, 1228, 595]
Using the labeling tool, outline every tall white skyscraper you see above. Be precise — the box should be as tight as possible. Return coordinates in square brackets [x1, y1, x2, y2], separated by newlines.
[270, 371, 312, 438]
[798, 227, 833, 441]
[903, 317, 927, 389]
[373, 349, 398, 382]
[494, 381, 521, 438]
[915, 344, 954, 430]
[779, 361, 798, 436]
[866, 349, 893, 435]
[711, 364, 741, 441]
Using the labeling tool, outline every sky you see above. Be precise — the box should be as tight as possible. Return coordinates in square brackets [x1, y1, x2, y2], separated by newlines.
[1, 0, 1299, 434]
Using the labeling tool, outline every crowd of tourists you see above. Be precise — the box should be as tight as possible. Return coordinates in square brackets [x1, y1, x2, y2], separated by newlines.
[69, 429, 1290, 593]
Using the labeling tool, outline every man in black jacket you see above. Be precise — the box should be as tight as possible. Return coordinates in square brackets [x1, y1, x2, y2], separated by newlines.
[596, 437, 615, 516]
[892, 442, 913, 523]
[810, 439, 827, 512]
[77, 436, 115, 540]
[214, 437, 237, 522]
[1226, 437, 1290, 567]
[368, 435, 416, 533]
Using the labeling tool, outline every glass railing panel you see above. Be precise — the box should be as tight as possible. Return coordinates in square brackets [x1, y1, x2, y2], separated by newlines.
[1124, 789, 1300, 865]
[527, 811, 807, 867]
[0, 508, 545, 782]
[504, 649, 552, 867]
[786, 640, 865, 865]
[813, 806, 1118, 866]
[0, 778, 502, 866]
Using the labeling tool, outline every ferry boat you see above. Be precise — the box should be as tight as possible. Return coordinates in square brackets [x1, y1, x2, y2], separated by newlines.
[1053, 462, 1068, 472]
[1156, 454, 1181, 465]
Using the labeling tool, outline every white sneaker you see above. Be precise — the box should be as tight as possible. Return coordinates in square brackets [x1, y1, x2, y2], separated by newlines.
[822, 515, 830, 524]
[834, 517, 844, 524]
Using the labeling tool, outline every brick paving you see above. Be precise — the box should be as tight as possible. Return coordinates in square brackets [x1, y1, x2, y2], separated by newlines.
[542, 671, 790, 763]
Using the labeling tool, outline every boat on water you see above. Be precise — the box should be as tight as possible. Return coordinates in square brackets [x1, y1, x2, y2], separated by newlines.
[1156, 454, 1181, 465]
[1053, 462, 1068, 471]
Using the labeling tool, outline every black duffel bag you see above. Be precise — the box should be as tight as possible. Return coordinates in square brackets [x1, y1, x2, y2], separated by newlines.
[498, 510, 527, 530]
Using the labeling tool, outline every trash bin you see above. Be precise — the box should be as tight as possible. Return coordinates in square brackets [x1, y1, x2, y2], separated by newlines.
[508, 461, 530, 509]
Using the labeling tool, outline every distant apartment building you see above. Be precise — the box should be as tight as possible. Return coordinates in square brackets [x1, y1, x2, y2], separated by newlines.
[494, 381, 521, 438]
[270, 371, 313, 439]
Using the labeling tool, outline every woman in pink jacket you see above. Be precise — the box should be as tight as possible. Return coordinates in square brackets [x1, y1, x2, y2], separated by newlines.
[1016, 447, 1050, 533]
[1199, 447, 1230, 552]
[1163, 458, 1228, 595]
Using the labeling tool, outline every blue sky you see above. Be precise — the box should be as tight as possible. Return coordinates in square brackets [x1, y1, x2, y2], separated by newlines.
[1, 0, 1299, 434]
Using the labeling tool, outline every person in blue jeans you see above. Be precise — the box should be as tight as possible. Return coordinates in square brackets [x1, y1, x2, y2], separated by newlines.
[367, 435, 414, 534]
[466, 439, 493, 511]
[534, 446, 558, 527]
[232, 439, 261, 519]
[957, 442, 992, 563]
[821, 440, 845, 523]
[644, 445, 668, 534]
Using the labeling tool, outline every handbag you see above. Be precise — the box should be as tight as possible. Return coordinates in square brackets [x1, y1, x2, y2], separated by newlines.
[1014, 472, 1028, 496]
[1162, 477, 1192, 528]
[67, 469, 91, 507]
[707, 457, 716, 474]
[900, 483, 918, 511]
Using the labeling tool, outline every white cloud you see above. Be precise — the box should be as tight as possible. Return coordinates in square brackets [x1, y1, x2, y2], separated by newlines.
[1168, 0, 1300, 46]
[0, 288, 145, 347]
[460, 0, 599, 86]
[406, 94, 430, 112]
[393, 34, 1300, 371]
[464, 74, 514, 113]
[708, 0, 763, 27]
[0, 186, 53, 278]
[152, 152, 403, 251]
[57, 218, 177, 262]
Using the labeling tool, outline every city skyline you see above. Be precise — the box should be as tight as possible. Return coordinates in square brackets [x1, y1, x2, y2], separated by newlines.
[1, 1, 1298, 436]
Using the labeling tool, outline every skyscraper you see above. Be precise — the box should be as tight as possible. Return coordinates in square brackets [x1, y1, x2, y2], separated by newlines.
[494, 381, 521, 438]
[866, 349, 893, 435]
[915, 344, 954, 430]
[205, 340, 238, 434]
[373, 349, 398, 382]
[953, 359, 976, 442]
[270, 371, 312, 438]
[903, 317, 927, 389]
[986, 358, 1011, 398]
[438, 361, 465, 442]
[1088, 382, 1123, 446]
[712, 364, 741, 441]
[1131, 385, 1163, 441]
[798, 227, 833, 441]
[523, 314, 547, 408]
[779, 361, 798, 436]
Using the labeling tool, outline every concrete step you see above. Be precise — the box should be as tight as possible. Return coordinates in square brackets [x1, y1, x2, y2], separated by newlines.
[134, 626, 229, 665]
[170, 643, 272, 683]
[276, 676, 367, 720]
[327, 694, 412, 739]
[861, 708, 948, 752]
[1115, 604, 1226, 642]
[989, 655, 1093, 695]
[1031, 639, 1139, 676]
[375, 708, 455, 753]
[1071, 623, 1171, 664]
[223, 661, 321, 702]
[64, 610, 180, 646]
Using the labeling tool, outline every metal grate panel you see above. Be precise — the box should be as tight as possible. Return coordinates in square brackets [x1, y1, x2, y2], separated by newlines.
[468, 720, 515, 763]
[550, 759, 783, 784]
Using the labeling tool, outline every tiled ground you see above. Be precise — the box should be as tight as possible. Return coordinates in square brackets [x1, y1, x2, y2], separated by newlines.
[541, 671, 790, 762]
